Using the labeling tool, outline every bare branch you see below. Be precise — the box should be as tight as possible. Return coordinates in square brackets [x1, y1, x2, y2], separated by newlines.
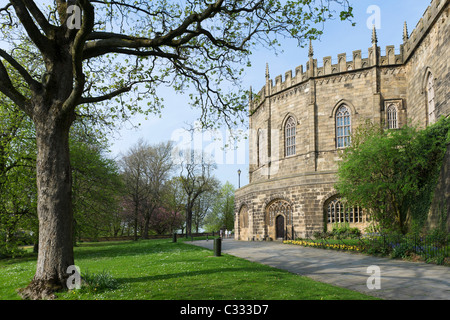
[22, 0, 55, 35]
[79, 85, 133, 104]
[0, 59, 30, 114]
[0, 48, 41, 91]
[62, 0, 95, 114]
[9, 0, 53, 56]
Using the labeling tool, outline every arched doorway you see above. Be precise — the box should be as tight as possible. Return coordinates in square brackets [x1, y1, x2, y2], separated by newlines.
[276, 215, 285, 239]
[266, 199, 292, 240]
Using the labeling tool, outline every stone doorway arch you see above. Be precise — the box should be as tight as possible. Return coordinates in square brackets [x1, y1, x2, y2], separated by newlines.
[265, 199, 292, 240]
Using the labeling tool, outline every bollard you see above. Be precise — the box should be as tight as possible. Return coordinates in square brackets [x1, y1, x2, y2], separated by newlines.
[172, 233, 177, 243]
[214, 237, 222, 257]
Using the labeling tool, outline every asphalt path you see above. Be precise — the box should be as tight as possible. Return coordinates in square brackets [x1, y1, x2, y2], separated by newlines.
[189, 238, 450, 300]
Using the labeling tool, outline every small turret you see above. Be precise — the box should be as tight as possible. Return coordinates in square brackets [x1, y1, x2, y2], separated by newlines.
[265, 63, 271, 96]
[308, 39, 314, 58]
[370, 25, 379, 66]
[308, 39, 315, 78]
[403, 21, 409, 42]
[371, 25, 378, 46]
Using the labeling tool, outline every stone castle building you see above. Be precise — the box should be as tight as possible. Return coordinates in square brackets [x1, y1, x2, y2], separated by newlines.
[235, 0, 449, 241]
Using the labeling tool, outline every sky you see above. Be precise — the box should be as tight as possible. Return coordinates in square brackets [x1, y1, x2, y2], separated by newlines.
[106, 0, 432, 189]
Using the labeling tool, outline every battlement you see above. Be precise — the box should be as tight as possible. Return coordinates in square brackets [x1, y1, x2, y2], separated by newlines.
[272, 45, 403, 91]
[403, 0, 448, 61]
[251, 42, 403, 108]
[250, 0, 448, 111]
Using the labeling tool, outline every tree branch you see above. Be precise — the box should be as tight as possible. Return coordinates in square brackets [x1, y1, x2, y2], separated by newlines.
[0, 49, 41, 92]
[0, 60, 31, 115]
[22, 0, 55, 36]
[82, 0, 225, 60]
[79, 85, 133, 104]
[62, 0, 95, 115]
[9, 0, 53, 56]
[84, 46, 182, 60]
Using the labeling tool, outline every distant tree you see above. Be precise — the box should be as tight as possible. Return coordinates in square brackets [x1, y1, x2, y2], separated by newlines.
[119, 140, 175, 239]
[204, 181, 235, 232]
[162, 177, 187, 233]
[141, 141, 175, 239]
[192, 178, 220, 233]
[119, 139, 151, 240]
[179, 150, 218, 237]
[70, 126, 123, 241]
[1, 92, 123, 252]
[150, 207, 184, 235]
[192, 183, 220, 233]
[0, 95, 36, 257]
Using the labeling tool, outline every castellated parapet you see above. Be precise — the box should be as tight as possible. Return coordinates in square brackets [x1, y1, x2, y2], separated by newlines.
[403, 0, 448, 61]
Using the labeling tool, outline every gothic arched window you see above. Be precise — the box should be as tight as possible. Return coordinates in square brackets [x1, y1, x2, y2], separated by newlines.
[285, 117, 296, 157]
[387, 104, 398, 129]
[426, 73, 436, 125]
[336, 105, 351, 148]
[257, 129, 263, 167]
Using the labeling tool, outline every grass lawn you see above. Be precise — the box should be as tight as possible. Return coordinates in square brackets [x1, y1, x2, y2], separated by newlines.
[0, 238, 379, 300]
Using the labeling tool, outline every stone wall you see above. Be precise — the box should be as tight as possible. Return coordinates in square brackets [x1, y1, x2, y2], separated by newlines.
[404, 0, 449, 126]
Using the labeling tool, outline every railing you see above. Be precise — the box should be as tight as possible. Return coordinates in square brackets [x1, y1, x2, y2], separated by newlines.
[286, 233, 449, 264]
[359, 233, 449, 260]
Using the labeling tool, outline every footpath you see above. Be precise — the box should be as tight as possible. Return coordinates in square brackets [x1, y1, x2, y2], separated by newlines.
[190, 238, 450, 300]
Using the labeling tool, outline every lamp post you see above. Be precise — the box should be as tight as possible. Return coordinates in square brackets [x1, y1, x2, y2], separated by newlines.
[237, 169, 241, 188]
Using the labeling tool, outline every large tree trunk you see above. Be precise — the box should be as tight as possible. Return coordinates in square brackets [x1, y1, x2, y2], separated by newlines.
[185, 205, 193, 238]
[19, 114, 74, 300]
[143, 213, 150, 239]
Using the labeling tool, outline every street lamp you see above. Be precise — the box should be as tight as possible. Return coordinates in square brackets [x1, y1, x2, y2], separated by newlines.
[237, 169, 241, 188]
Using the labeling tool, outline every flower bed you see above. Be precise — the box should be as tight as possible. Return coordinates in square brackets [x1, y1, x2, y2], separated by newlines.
[283, 240, 362, 252]
[283, 234, 449, 266]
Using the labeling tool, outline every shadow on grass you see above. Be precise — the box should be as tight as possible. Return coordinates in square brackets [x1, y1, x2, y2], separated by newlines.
[0, 252, 37, 266]
[116, 266, 273, 284]
[73, 240, 209, 261]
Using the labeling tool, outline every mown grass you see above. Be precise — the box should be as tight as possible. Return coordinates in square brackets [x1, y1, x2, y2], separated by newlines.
[0, 239, 379, 300]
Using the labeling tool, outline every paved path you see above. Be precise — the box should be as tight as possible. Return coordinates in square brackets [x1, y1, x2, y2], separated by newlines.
[189, 239, 450, 300]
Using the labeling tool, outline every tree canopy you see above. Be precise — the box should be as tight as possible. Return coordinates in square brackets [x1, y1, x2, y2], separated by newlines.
[335, 117, 450, 234]
[0, 0, 353, 128]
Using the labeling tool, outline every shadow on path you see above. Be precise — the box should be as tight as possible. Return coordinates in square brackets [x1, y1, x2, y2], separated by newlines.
[189, 239, 450, 300]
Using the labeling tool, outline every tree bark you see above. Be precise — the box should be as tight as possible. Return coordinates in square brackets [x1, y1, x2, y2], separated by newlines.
[19, 114, 74, 300]
[185, 205, 193, 238]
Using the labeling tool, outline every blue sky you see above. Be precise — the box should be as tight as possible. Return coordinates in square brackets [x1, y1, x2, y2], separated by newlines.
[106, 0, 431, 189]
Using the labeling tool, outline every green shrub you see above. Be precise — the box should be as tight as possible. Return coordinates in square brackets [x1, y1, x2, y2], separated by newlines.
[80, 270, 119, 293]
[331, 223, 361, 239]
[313, 231, 332, 239]
[390, 242, 414, 259]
